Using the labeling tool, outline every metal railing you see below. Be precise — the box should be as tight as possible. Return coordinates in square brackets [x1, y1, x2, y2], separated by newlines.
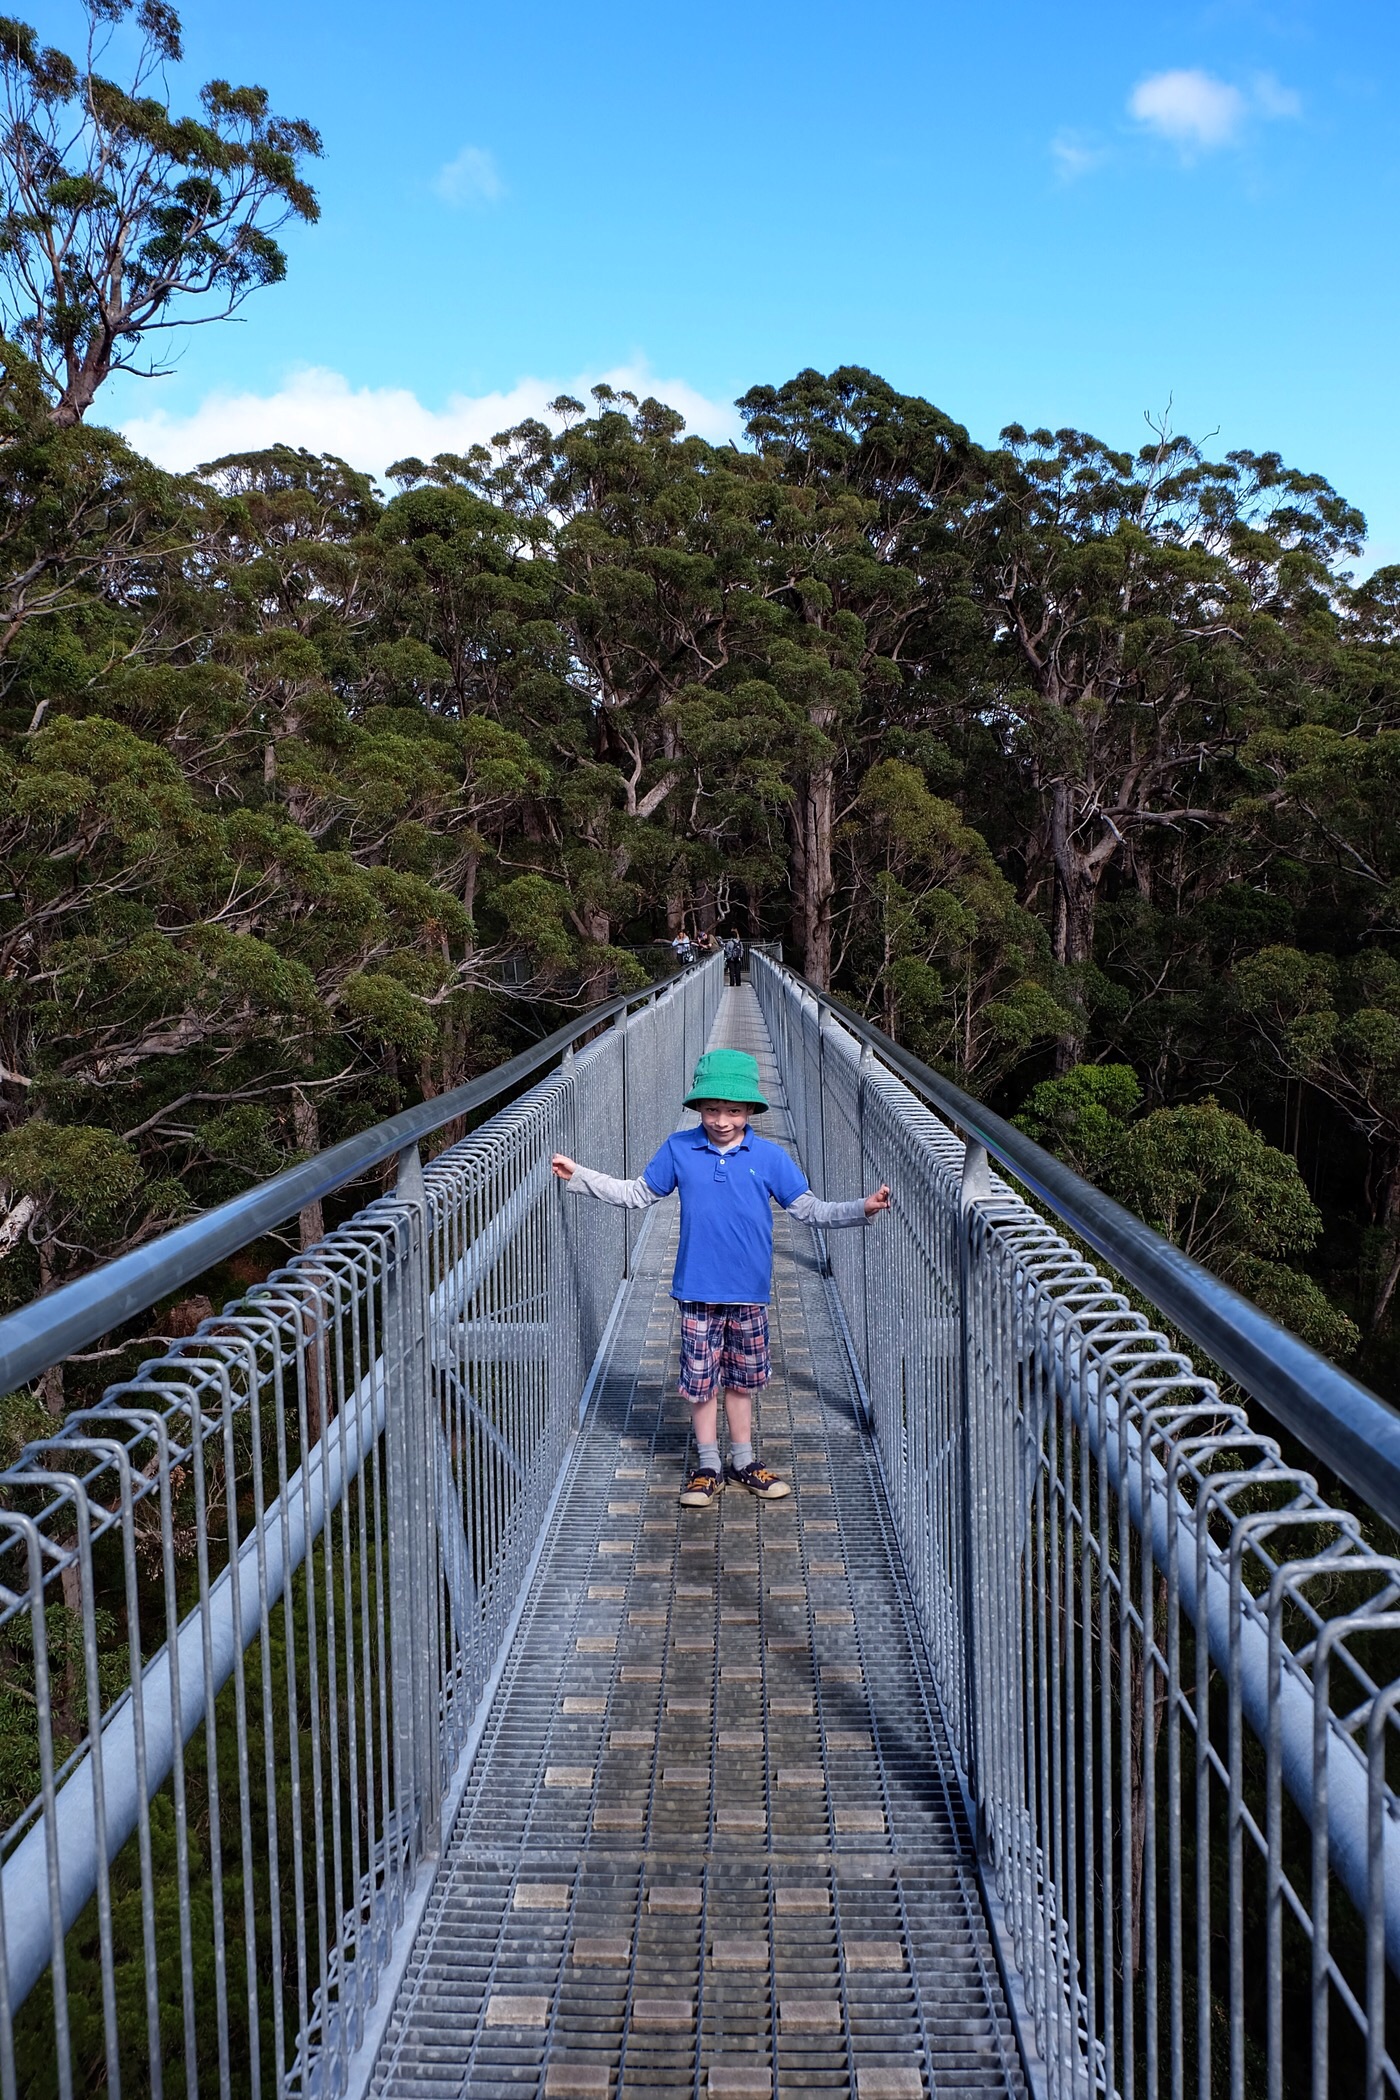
[752, 951, 1400, 2100]
[0, 956, 722, 2100]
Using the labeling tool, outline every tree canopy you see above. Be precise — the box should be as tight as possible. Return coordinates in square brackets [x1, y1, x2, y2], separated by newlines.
[2, 364, 1396, 1394]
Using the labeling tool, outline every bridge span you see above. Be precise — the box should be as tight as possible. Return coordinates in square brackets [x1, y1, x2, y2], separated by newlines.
[4, 951, 1400, 2100]
[363, 984, 1025, 2100]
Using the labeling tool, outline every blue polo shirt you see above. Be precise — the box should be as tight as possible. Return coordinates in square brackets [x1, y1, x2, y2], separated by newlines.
[642, 1126, 809, 1305]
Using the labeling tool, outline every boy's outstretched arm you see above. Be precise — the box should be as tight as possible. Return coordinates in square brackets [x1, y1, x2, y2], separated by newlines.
[786, 1182, 891, 1229]
[551, 1155, 666, 1210]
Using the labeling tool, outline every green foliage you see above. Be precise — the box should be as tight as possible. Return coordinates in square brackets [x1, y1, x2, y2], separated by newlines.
[1015, 1063, 1143, 1180]
[339, 970, 438, 1058]
[1113, 1098, 1362, 1357]
[1114, 1099, 1323, 1269]
[0, 1118, 142, 1221]
[845, 757, 1070, 1083]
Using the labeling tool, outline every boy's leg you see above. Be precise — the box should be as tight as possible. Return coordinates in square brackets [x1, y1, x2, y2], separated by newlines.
[678, 1305, 725, 1505]
[690, 1393, 721, 1468]
[720, 1309, 790, 1500]
[722, 1386, 752, 1467]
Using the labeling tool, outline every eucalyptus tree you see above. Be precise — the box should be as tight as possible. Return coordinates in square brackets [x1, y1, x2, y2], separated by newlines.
[0, 338, 185, 668]
[411, 389, 802, 962]
[973, 422, 1363, 1057]
[1016, 1062, 1358, 1357]
[0, 0, 320, 424]
[844, 756, 1069, 1086]
[1236, 945, 1400, 1331]
[0, 448, 504, 1330]
[0, 687, 483, 1326]
[737, 365, 986, 986]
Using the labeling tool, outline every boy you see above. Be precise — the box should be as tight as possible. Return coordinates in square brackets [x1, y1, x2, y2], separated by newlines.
[551, 1046, 891, 1506]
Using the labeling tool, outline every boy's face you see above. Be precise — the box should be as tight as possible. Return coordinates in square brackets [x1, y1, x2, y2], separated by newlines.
[697, 1100, 750, 1147]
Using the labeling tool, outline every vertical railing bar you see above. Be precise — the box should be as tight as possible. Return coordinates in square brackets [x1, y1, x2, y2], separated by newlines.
[958, 1139, 990, 1817]
[1368, 1683, 1400, 2097]
[181, 1364, 235, 2100]
[316, 1268, 348, 2084]
[330, 1258, 364, 2068]
[207, 1347, 264, 2100]
[1163, 1436, 1185, 2100]
[7, 1517, 72, 2100]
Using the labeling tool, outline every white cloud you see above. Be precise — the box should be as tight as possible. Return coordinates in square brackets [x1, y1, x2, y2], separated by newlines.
[1126, 67, 1302, 159]
[118, 363, 743, 479]
[1129, 69, 1247, 152]
[1051, 130, 1110, 182]
[433, 145, 504, 208]
[1252, 71, 1302, 120]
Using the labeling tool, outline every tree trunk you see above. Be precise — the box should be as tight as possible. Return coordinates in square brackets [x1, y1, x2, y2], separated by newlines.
[789, 800, 808, 962]
[293, 1091, 325, 1252]
[1128, 1570, 1168, 1976]
[580, 906, 613, 1001]
[0, 1191, 37, 1261]
[793, 760, 836, 989]
[292, 1091, 325, 1443]
[1049, 783, 1101, 970]
[1372, 1158, 1400, 1333]
[1049, 783, 1100, 1071]
[462, 851, 479, 948]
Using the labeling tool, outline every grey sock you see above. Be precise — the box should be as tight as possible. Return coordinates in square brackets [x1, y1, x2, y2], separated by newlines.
[730, 1439, 754, 1471]
[697, 1440, 721, 1475]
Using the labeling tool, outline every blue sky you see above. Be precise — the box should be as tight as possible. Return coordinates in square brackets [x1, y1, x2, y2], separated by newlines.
[35, 0, 1400, 569]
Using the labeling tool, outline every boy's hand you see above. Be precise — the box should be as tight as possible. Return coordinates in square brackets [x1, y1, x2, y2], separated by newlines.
[551, 1154, 577, 1181]
[864, 1184, 892, 1216]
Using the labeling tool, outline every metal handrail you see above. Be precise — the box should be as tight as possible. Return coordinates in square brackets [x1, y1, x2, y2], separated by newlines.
[776, 964, 1400, 1532]
[0, 979, 667, 1398]
[0, 955, 724, 2100]
[752, 950, 1400, 2094]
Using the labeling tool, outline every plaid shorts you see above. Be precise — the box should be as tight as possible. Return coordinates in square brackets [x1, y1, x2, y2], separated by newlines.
[678, 1302, 771, 1402]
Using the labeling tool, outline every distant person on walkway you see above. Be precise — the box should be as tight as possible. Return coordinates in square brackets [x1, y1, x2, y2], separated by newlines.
[552, 1047, 891, 1507]
[723, 931, 744, 987]
[670, 931, 695, 969]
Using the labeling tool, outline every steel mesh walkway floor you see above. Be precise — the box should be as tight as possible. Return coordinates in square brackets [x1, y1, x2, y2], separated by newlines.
[369, 987, 1026, 2100]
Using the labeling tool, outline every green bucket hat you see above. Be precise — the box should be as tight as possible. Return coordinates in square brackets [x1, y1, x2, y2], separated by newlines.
[684, 1047, 769, 1112]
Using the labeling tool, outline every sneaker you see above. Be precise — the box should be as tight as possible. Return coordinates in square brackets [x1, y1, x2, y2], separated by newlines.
[724, 1459, 792, 1502]
[679, 1466, 723, 1507]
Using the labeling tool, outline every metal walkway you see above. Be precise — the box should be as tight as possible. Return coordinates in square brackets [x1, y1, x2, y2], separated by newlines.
[367, 988, 1026, 2099]
[15, 951, 1400, 2097]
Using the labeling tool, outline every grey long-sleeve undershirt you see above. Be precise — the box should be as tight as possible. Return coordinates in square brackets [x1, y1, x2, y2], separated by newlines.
[565, 1163, 870, 1230]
